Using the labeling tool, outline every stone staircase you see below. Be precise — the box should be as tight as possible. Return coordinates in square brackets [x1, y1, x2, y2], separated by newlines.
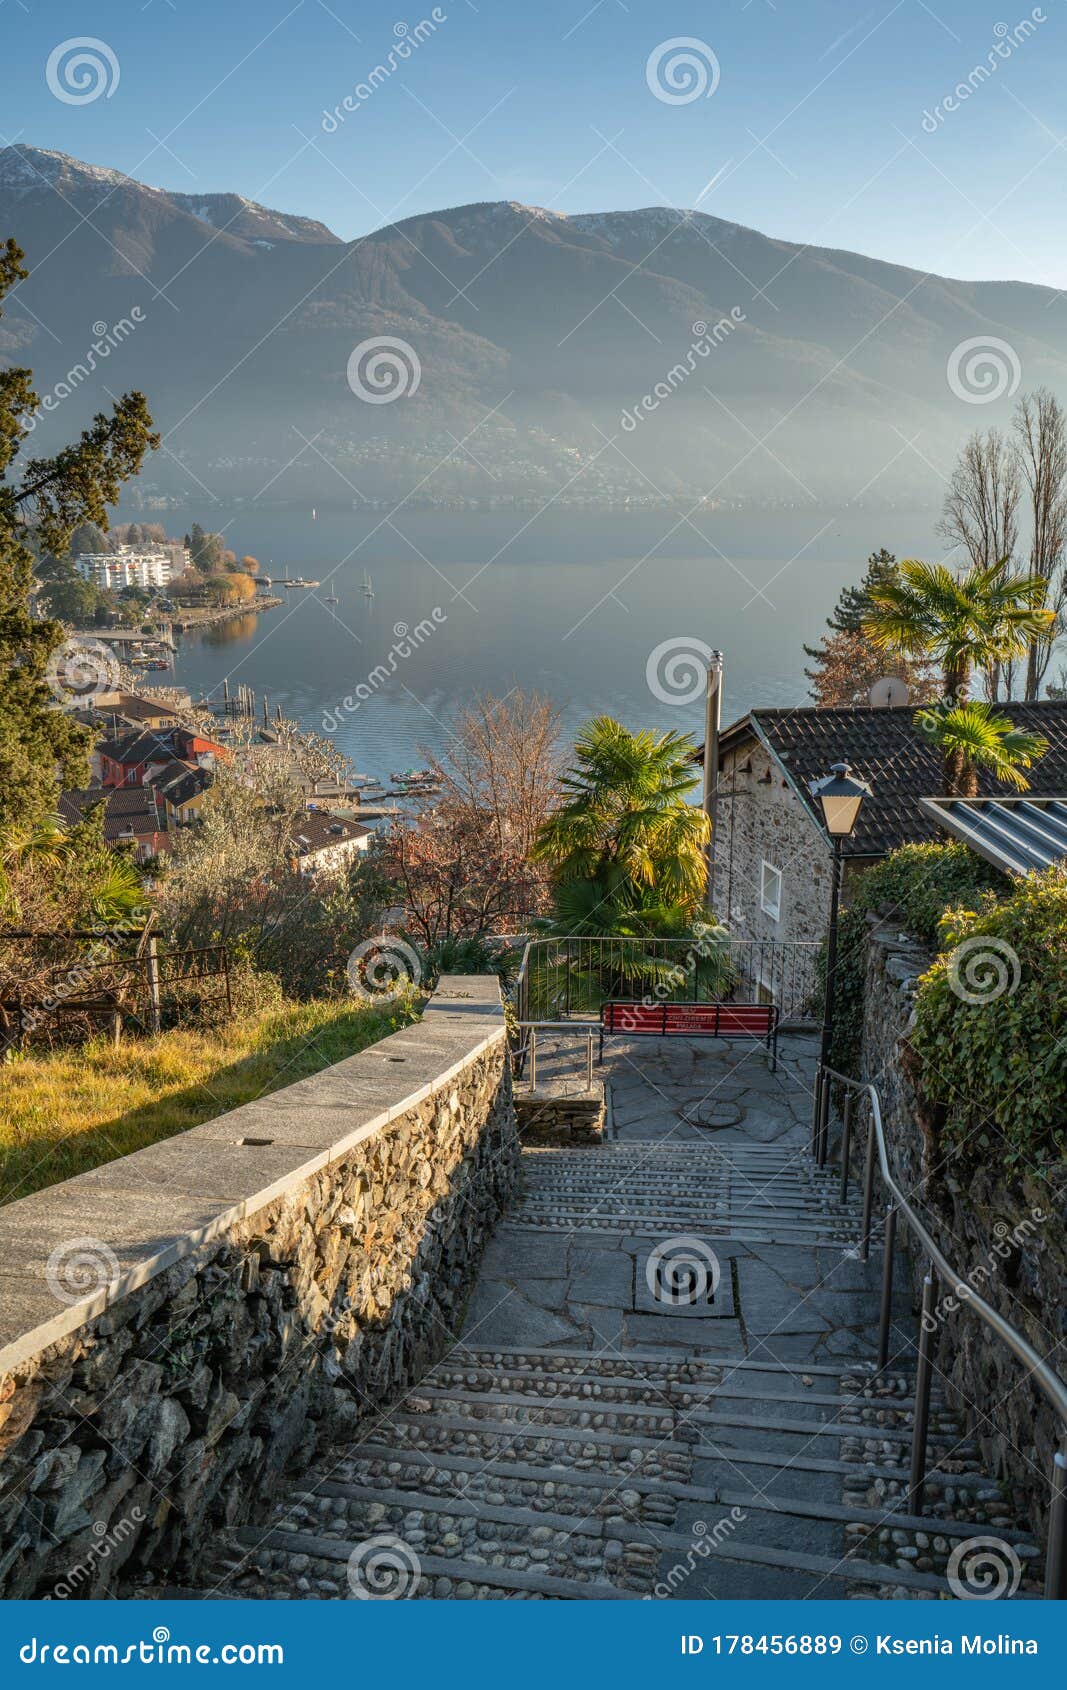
[202, 1345, 1038, 1600]
[509, 1142, 864, 1244]
[191, 1131, 1041, 1601]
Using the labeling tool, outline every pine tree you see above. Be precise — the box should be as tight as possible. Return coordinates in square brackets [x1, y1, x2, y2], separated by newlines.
[0, 238, 158, 838]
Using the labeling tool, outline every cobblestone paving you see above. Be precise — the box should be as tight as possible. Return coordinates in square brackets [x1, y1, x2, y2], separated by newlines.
[199, 1034, 1040, 1601]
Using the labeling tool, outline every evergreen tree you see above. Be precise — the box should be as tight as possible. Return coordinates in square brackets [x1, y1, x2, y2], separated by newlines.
[804, 548, 898, 663]
[189, 522, 225, 573]
[0, 238, 158, 837]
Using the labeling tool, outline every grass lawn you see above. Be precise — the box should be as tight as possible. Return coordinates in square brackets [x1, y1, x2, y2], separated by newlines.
[0, 993, 421, 1206]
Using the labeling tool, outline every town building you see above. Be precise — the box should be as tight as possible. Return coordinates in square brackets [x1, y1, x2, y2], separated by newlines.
[76, 546, 173, 591]
[98, 726, 228, 789]
[704, 702, 1067, 1007]
[290, 810, 371, 876]
[56, 787, 170, 863]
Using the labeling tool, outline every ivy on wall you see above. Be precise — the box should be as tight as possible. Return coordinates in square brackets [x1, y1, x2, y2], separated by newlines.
[819, 842, 1006, 1077]
[910, 867, 1067, 1172]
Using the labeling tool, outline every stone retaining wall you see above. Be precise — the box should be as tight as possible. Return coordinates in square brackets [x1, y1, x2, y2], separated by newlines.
[859, 921, 1067, 1530]
[514, 1084, 606, 1146]
[0, 977, 518, 1598]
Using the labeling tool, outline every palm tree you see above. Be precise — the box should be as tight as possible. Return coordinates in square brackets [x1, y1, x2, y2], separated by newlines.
[864, 558, 1053, 705]
[532, 716, 709, 923]
[864, 558, 1054, 792]
[530, 718, 723, 1011]
[915, 701, 1049, 797]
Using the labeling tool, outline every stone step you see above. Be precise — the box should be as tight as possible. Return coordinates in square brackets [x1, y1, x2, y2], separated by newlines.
[422, 1361, 949, 1420]
[278, 1484, 658, 1591]
[500, 1215, 861, 1242]
[353, 1408, 980, 1487]
[325, 1441, 1018, 1539]
[223, 1520, 982, 1602]
[395, 1385, 976, 1462]
[448, 1344, 881, 1379]
[226, 1528, 639, 1600]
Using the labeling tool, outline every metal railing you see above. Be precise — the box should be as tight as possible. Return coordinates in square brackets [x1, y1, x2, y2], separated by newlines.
[511, 1021, 595, 1092]
[514, 935, 820, 1025]
[813, 1063, 1067, 1601]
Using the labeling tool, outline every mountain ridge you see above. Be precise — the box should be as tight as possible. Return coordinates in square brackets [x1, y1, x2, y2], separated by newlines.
[4, 144, 1066, 506]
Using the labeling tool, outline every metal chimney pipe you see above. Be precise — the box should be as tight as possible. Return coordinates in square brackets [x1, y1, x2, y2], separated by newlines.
[702, 650, 724, 909]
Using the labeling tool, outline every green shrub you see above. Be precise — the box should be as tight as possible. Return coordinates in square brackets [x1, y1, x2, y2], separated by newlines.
[821, 843, 1006, 1075]
[909, 867, 1067, 1172]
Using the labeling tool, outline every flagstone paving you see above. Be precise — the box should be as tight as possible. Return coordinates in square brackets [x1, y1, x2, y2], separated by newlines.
[198, 1034, 1041, 1601]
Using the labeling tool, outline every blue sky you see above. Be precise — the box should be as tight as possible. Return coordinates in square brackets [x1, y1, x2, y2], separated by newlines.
[5, 0, 1067, 283]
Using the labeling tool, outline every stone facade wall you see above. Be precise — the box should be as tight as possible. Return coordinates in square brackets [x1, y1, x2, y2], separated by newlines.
[0, 979, 517, 1598]
[860, 923, 1067, 1529]
[714, 738, 830, 1013]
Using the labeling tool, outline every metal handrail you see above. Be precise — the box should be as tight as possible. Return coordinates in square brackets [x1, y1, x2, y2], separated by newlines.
[511, 1020, 595, 1091]
[814, 1062, 1067, 1601]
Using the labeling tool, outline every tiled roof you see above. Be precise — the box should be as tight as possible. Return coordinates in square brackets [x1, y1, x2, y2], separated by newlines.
[291, 811, 371, 855]
[163, 767, 213, 808]
[714, 703, 1067, 858]
[98, 728, 176, 767]
[58, 786, 164, 842]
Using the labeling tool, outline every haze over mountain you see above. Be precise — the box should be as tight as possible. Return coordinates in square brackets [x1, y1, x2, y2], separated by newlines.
[4, 144, 1067, 508]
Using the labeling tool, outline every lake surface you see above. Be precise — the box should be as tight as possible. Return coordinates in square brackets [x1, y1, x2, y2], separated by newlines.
[130, 505, 941, 779]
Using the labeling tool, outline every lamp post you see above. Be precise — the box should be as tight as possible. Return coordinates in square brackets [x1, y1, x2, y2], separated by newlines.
[810, 761, 871, 1162]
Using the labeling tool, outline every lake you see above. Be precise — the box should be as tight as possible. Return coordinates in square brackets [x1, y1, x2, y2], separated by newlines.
[130, 505, 942, 779]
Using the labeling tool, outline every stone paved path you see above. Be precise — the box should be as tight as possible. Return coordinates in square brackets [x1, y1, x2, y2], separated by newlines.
[201, 1034, 1040, 1600]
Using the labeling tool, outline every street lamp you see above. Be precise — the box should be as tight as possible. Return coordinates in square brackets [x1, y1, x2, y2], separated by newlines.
[810, 762, 871, 1162]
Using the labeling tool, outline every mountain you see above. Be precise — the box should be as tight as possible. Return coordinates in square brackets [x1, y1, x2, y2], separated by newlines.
[4, 143, 1067, 507]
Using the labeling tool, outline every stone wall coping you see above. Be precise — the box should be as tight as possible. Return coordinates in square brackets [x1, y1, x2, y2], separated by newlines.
[0, 975, 504, 1378]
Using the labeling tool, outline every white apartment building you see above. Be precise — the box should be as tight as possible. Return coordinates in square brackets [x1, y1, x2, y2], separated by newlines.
[76, 547, 174, 592]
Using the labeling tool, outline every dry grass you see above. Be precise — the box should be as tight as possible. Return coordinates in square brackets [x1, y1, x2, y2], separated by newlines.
[0, 993, 421, 1206]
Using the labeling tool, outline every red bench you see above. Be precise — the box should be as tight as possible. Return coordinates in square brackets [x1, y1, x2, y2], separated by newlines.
[598, 1000, 779, 1068]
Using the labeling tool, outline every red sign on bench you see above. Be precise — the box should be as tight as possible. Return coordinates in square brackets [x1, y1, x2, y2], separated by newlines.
[599, 1000, 778, 1068]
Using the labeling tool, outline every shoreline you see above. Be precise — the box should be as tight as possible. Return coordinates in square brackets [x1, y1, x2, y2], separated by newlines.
[171, 595, 282, 631]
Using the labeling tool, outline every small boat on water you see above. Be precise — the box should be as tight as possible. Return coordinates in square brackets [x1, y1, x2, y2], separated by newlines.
[362, 571, 375, 597]
[324, 593, 339, 604]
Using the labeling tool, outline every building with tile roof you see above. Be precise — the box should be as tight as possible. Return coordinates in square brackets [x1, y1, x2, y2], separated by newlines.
[699, 702, 1067, 1009]
[57, 787, 169, 862]
[290, 810, 371, 876]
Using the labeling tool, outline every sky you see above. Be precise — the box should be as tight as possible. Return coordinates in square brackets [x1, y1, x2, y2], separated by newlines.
[4, 0, 1067, 284]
